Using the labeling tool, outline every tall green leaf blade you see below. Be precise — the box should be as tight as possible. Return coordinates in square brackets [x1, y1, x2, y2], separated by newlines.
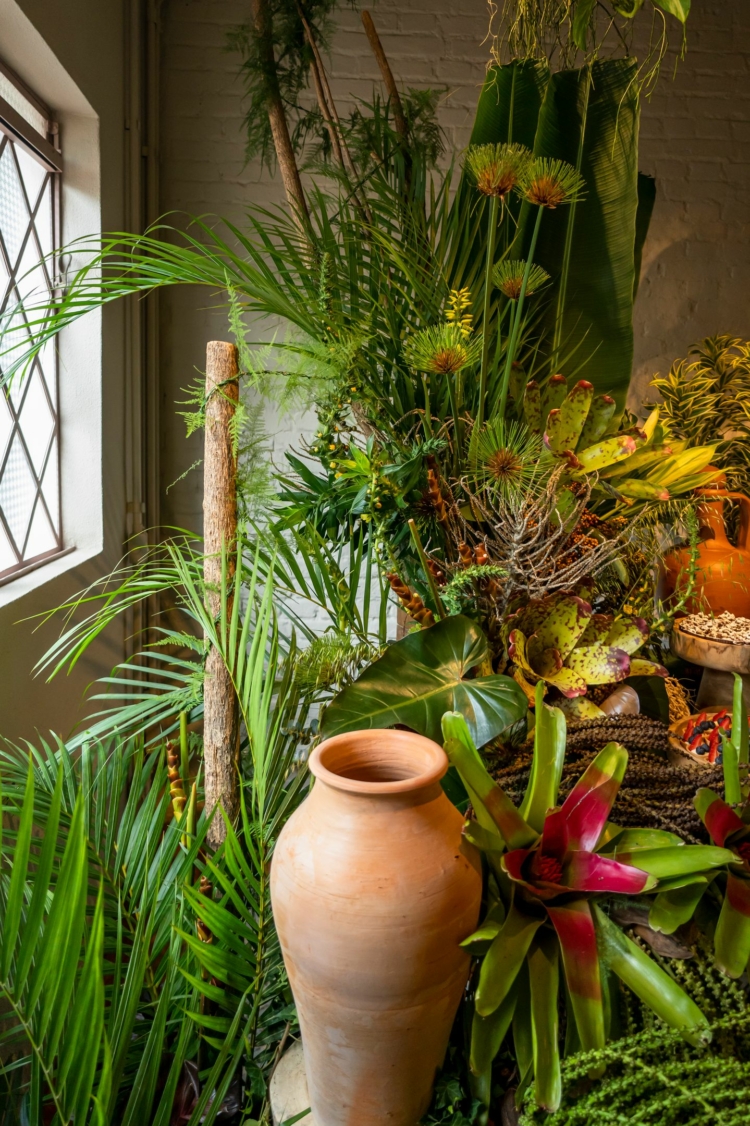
[594, 903, 710, 1046]
[26, 797, 88, 1042]
[60, 886, 105, 1125]
[13, 768, 63, 994]
[520, 685, 566, 831]
[528, 59, 641, 406]
[0, 762, 34, 980]
[528, 934, 562, 1112]
[469, 62, 550, 148]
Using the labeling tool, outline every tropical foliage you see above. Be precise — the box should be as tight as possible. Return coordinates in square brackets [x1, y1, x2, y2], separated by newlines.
[693, 674, 750, 978]
[650, 335, 750, 498]
[0, 565, 314, 1124]
[6, 4, 747, 1126]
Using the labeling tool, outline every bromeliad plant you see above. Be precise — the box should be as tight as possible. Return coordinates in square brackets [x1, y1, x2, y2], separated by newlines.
[504, 591, 667, 713]
[694, 672, 750, 979]
[521, 376, 719, 507]
[441, 687, 733, 1116]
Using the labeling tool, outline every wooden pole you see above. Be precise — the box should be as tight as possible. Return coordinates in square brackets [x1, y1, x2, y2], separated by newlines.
[203, 340, 240, 848]
[361, 11, 412, 193]
[251, 0, 311, 232]
[361, 10, 409, 143]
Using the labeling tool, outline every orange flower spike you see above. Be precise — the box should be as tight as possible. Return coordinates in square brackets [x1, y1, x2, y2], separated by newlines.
[426, 468, 449, 526]
[166, 740, 186, 821]
[474, 544, 490, 566]
[386, 572, 435, 628]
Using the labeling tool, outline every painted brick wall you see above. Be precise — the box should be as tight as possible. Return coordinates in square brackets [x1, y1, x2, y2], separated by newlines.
[158, 0, 750, 567]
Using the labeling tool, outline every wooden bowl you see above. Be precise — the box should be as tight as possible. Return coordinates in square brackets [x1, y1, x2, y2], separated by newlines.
[672, 620, 750, 674]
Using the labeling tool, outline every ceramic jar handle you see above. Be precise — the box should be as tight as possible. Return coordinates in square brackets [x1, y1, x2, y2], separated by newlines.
[697, 488, 750, 549]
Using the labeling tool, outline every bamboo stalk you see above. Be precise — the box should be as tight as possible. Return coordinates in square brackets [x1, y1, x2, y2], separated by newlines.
[203, 341, 240, 848]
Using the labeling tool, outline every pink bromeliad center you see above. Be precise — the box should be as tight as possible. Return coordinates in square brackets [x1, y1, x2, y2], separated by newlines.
[537, 852, 564, 884]
[735, 840, 750, 865]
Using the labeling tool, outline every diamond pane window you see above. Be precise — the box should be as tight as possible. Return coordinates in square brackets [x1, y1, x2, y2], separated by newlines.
[0, 63, 63, 582]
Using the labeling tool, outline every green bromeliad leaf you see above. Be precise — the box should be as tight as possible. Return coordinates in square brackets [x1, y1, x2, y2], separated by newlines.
[545, 381, 594, 454]
[443, 712, 537, 850]
[321, 615, 527, 746]
[475, 902, 543, 1017]
[577, 394, 616, 448]
[714, 873, 750, 978]
[605, 844, 733, 879]
[604, 618, 648, 655]
[565, 644, 630, 685]
[520, 683, 566, 832]
[528, 934, 562, 1112]
[649, 879, 709, 935]
[576, 435, 637, 473]
[593, 904, 711, 1047]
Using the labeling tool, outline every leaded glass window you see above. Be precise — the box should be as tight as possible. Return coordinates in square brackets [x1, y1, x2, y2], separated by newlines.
[0, 63, 63, 582]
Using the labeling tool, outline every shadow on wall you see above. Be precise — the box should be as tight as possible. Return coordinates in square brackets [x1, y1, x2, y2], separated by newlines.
[629, 233, 750, 412]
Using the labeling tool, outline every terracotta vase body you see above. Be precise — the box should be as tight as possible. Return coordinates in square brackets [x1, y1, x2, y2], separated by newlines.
[271, 729, 482, 1126]
[664, 477, 750, 618]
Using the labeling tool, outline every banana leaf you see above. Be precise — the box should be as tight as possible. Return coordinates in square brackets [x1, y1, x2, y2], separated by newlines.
[469, 62, 550, 149]
[522, 58, 642, 407]
[320, 615, 527, 746]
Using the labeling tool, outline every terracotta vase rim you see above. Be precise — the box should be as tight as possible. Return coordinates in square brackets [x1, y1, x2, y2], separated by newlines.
[309, 728, 448, 795]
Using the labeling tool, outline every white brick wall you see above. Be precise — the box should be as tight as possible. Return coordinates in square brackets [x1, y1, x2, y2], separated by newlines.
[158, 0, 750, 543]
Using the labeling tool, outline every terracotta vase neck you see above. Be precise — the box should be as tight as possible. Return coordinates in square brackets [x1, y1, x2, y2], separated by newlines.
[309, 729, 448, 796]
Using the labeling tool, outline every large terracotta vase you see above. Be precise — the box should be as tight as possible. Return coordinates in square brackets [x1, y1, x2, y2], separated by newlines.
[270, 729, 483, 1126]
[663, 474, 750, 618]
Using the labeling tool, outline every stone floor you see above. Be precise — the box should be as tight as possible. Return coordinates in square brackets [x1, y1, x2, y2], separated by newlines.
[269, 1040, 316, 1125]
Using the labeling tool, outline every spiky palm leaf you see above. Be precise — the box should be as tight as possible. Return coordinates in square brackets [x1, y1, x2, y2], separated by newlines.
[167, 567, 315, 1108]
[0, 590, 313, 1123]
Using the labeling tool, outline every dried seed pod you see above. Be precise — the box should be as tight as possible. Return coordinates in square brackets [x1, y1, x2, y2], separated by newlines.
[387, 573, 435, 628]
[489, 715, 725, 845]
[665, 676, 691, 722]
[474, 543, 490, 566]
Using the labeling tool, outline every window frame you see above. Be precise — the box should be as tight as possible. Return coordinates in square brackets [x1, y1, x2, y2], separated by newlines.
[0, 58, 69, 587]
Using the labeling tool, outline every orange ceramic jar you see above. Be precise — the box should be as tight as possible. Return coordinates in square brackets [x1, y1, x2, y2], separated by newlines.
[664, 473, 750, 618]
[270, 729, 482, 1126]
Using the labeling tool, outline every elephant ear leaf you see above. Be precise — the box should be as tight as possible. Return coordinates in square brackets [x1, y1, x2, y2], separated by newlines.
[320, 615, 527, 747]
